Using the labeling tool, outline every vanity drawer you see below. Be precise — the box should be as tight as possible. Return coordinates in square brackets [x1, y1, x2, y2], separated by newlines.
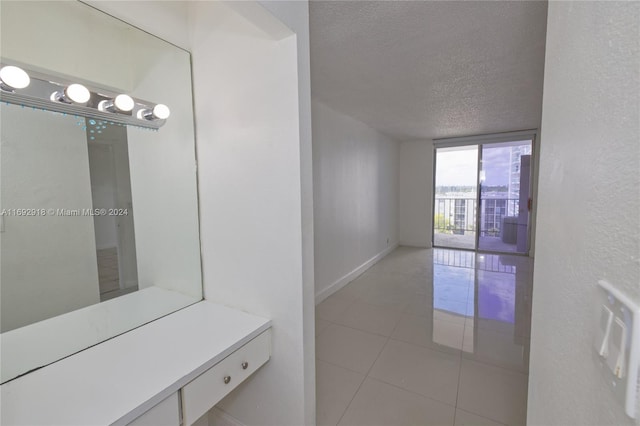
[181, 330, 271, 425]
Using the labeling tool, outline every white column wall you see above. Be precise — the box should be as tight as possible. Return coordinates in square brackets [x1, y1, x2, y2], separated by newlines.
[258, 2, 316, 423]
[189, 3, 310, 425]
[527, 2, 640, 425]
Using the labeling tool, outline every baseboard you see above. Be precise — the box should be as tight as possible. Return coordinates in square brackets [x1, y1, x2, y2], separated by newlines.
[315, 243, 399, 305]
[208, 407, 246, 426]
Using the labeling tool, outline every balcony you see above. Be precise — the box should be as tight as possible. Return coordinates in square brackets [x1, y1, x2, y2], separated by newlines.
[433, 197, 524, 253]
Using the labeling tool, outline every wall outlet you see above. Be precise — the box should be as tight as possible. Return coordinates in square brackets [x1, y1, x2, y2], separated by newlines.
[594, 280, 640, 418]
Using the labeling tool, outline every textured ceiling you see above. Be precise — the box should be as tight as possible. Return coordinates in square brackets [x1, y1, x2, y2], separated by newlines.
[309, 1, 548, 141]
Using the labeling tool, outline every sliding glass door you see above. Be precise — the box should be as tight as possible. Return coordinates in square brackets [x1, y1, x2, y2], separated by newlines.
[433, 146, 478, 250]
[478, 141, 532, 253]
[433, 136, 533, 254]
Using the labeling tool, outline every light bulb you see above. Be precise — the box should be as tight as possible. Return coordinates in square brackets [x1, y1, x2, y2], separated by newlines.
[114, 94, 134, 112]
[0, 65, 30, 91]
[65, 84, 91, 104]
[52, 83, 91, 104]
[153, 104, 170, 120]
[138, 103, 170, 121]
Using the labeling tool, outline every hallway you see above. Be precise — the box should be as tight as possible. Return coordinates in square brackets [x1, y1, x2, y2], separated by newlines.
[316, 247, 533, 425]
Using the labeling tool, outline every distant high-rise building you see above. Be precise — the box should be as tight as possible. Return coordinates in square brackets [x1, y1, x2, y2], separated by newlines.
[507, 144, 532, 216]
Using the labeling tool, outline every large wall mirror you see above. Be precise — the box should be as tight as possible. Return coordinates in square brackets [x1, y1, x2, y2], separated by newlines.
[0, 1, 202, 382]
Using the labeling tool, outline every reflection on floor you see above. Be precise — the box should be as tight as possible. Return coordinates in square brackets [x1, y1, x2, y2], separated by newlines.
[434, 233, 520, 253]
[316, 247, 533, 426]
[478, 236, 519, 253]
[97, 248, 136, 301]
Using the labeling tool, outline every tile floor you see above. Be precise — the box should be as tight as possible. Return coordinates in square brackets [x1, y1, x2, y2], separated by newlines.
[316, 247, 533, 426]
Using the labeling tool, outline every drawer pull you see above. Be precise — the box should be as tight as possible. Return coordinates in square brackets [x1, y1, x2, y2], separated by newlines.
[241, 362, 249, 370]
[223, 376, 231, 384]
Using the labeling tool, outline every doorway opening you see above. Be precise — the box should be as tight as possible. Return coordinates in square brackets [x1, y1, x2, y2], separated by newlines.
[433, 134, 534, 255]
[87, 123, 139, 301]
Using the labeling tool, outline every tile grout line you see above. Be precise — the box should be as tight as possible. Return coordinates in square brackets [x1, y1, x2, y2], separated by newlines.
[315, 358, 368, 377]
[333, 303, 405, 426]
[367, 376, 459, 408]
[332, 336, 386, 425]
[456, 408, 508, 426]
[317, 315, 396, 339]
[461, 356, 530, 377]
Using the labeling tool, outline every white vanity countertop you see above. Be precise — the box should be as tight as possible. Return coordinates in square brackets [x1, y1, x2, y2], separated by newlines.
[1, 301, 271, 425]
[1, 286, 200, 384]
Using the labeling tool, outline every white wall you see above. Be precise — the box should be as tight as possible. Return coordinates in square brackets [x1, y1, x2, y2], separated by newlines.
[313, 100, 399, 301]
[528, 2, 640, 425]
[398, 140, 434, 248]
[188, 3, 312, 425]
[258, 2, 317, 423]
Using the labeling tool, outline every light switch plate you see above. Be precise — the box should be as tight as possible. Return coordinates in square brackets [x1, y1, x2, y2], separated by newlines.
[595, 280, 640, 418]
[597, 305, 614, 357]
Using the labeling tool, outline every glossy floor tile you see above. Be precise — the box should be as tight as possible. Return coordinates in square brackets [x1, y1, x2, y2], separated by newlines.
[457, 359, 528, 425]
[335, 301, 404, 337]
[316, 323, 387, 374]
[369, 339, 460, 405]
[317, 295, 354, 321]
[316, 247, 533, 425]
[317, 361, 366, 426]
[316, 318, 332, 337]
[339, 378, 455, 426]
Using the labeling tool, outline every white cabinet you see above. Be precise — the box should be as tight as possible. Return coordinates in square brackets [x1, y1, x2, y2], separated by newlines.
[182, 329, 271, 425]
[1, 302, 271, 426]
[125, 329, 271, 426]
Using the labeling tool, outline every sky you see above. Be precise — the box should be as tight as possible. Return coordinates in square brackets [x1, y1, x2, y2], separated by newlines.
[435, 145, 524, 187]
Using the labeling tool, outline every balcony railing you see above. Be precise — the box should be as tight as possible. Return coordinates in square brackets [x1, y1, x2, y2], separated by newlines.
[433, 197, 520, 237]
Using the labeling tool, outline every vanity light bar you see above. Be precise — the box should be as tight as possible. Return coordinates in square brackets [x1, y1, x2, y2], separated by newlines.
[0, 64, 170, 130]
